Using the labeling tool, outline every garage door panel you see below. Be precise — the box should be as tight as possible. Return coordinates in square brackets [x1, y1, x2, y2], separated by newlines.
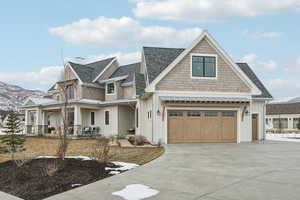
[221, 112, 237, 141]
[185, 111, 202, 141]
[168, 111, 184, 143]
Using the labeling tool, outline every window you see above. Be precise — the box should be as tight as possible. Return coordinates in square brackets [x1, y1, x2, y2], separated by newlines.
[147, 111, 152, 119]
[222, 112, 235, 117]
[169, 111, 183, 117]
[136, 108, 139, 128]
[66, 85, 75, 99]
[91, 112, 95, 126]
[273, 118, 288, 129]
[293, 118, 300, 129]
[106, 83, 115, 94]
[192, 55, 216, 78]
[205, 111, 218, 117]
[105, 111, 109, 125]
[187, 111, 201, 117]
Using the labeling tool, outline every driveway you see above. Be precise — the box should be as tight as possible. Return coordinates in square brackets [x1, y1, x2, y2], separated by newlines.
[46, 141, 300, 200]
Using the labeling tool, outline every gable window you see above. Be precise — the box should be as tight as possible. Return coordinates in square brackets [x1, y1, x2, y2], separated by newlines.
[106, 83, 115, 94]
[66, 84, 75, 99]
[91, 112, 95, 126]
[105, 111, 109, 125]
[191, 55, 216, 78]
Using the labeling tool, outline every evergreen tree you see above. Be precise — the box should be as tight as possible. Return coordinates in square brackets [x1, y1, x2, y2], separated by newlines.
[0, 111, 25, 160]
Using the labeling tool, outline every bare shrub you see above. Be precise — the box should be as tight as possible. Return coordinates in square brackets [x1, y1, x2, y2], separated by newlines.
[42, 159, 59, 177]
[14, 151, 35, 168]
[135, 135, 149, 146]
[90, 137, 113, 163]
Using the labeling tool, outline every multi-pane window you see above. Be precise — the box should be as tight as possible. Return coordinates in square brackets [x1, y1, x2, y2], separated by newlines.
[222, 111, 235, 117]
[205, 111, 218, 117]
[105, 111, 109, 125]
[273, 118, 288, 129]
[293, 118, 300, 129]
[66, 85, 75, 99]
[106, 83, 115, 94]
[91, 112, 95, 126]
[192, 56, 216, 78]
[187, 111, 201, 117]
[169, 111, 183, 117]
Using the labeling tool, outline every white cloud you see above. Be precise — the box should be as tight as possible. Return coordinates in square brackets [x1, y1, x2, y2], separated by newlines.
[131, 0, 300, 22]
[0, 66, 63, 91]
[284, 56, 300, 72]
[87, 52, 141, 65]
[263, 77, 300, 98]
[244, 30, 282, 39]
[49, 16, 202, 46]
[241, 53, 278, 70]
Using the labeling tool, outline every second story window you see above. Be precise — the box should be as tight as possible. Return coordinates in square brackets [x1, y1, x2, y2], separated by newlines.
[191, 55, 217, 78]
[66, 84, 75, 100]
[106, 83, 115, 95]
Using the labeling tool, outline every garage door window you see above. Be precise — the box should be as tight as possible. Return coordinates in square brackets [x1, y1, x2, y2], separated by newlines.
[169, 111, 183, 116]
[222, 111, 235, 117]
[187, 111, 201, 117]
[205, 111, 218, 117]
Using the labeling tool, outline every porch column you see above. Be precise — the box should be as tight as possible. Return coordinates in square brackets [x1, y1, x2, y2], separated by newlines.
[74, 105, 82, 136]
[25, 109, 32, 134]
[36, 107, 43, 135]
[41, 110, 48, 134]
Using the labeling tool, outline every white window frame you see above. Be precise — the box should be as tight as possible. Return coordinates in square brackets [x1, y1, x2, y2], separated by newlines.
[106, 82, 116, 95]
[190, 53, 218, 80]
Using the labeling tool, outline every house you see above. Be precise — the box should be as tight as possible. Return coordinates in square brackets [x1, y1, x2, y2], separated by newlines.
[21, 31, 272, 143]
[266, 102, 300, 132]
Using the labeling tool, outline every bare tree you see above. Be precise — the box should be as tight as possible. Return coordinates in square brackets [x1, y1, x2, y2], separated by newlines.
[56, 64, 70, 160]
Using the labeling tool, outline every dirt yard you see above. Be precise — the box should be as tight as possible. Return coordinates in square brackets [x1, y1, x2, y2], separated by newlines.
[0, 137, 164, 165]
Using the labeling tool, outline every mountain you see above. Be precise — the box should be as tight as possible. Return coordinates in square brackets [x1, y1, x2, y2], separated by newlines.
[0, 81, 45, 111]
[270, 96, 300, 104]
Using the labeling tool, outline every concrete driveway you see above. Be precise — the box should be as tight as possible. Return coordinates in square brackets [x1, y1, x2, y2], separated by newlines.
[46, 141, 300, 200]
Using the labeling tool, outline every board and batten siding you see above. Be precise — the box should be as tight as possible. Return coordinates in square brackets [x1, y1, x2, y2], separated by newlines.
[156, 37, 251, 93]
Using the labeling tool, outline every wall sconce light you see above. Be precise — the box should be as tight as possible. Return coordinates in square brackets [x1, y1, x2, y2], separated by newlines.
[157, 109, 161, 116]
[245, 110, 249, 115]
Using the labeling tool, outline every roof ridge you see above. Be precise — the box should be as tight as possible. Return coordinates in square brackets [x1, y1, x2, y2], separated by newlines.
[143, 46, 185, 50]
[67, 56, 115, 66]
[119, 62, 141, 68]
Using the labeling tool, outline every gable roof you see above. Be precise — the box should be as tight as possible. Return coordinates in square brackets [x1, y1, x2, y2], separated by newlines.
[68, 57, 115, 83]
[110, 62, 141, 83]
[236, 63, 272, 99]
[267, 102, 300, 115]
[144, 31, 262, 96]
[143, 47, 185, 84]
[143, 48, 271, 99]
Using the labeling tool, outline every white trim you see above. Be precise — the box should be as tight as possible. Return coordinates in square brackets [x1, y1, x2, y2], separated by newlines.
[142, 50, 150, 86]
[92, 58, 117, 82]
[67, 63, 83, 84]
[105, 82, 116, 96]
[98, 75, 128, 83]
[190, 53, 218, 80]
[156, 90, 252, 98]
[145, 30, 261, 96]
[121, 81, 134, 86]
[164, 106, 241, 144]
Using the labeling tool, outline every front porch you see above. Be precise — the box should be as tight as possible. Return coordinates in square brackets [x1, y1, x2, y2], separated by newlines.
[24, 102, 136, 137]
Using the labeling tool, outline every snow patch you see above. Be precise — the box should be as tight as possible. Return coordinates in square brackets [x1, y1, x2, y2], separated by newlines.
[112, 184, 159, 200]
[105, 162, 139, 175]
[266, 133, 300, 142]
[37, 156, 92, 160]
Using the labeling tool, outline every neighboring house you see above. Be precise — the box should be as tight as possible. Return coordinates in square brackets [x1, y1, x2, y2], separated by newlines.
[266, 102, 300, 132]
[21, 31, 272, 143]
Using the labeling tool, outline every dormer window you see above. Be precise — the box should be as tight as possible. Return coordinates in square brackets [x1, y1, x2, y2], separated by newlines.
[191, 54, 217, 78]
[66, 84, 75, 99]
[106, 82, 115, 95]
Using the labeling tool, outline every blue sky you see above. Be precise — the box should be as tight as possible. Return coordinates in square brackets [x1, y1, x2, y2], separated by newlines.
[0, 0, 299, 99]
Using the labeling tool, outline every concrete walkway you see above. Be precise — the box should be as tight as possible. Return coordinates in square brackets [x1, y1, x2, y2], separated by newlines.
[43, 141, 300, 200]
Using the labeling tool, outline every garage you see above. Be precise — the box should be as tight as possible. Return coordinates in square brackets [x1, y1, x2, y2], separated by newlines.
[168, 110, 237, 143]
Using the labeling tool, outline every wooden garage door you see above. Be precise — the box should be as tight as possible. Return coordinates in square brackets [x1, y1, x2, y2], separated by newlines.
[168, 110, 237, 143]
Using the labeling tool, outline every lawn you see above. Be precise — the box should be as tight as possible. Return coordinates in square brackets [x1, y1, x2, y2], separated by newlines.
[0, 136, 164, 165]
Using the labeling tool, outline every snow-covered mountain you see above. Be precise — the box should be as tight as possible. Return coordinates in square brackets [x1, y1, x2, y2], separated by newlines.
[0, 81, 45, 110]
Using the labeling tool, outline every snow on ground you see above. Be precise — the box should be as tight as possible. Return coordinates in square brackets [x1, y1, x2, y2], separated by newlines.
[37, 156, 92, 161]
[112, 184, 159, 200]
[266, 133, 300, 143]
[106, 162, 139, 171]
